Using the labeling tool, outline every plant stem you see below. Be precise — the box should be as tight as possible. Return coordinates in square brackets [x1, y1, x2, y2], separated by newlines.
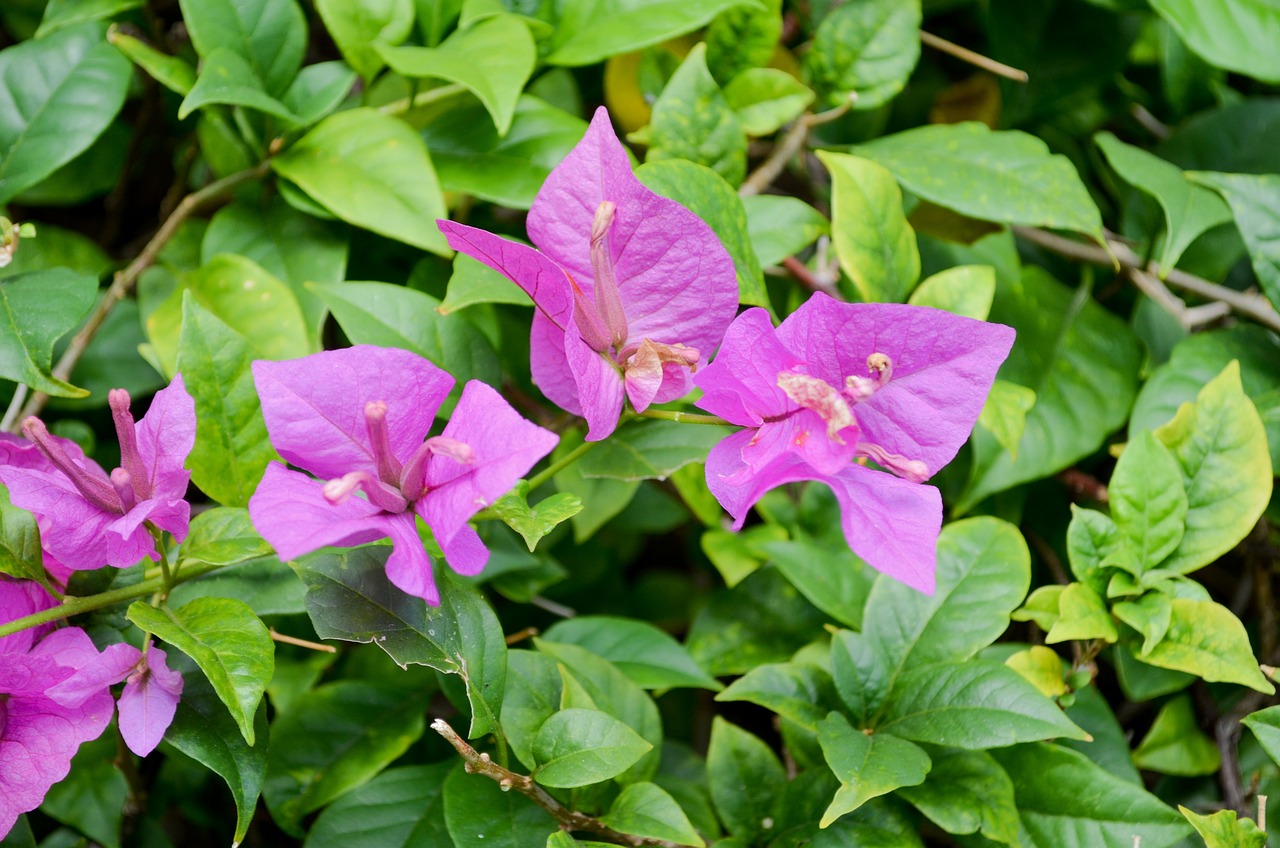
[526, 439, 599, 491]
[432, 718, 684, 848]
[10, 162, 271, 431]
[918, 30, 1029, 82]
[378, 82, 467, 116]
[636, 409, 729, 426]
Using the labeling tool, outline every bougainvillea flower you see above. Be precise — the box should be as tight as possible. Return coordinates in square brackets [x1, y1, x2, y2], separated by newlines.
[437, 107, 739, 441]
[0, 377, 196, 571]
[248, 346, 558, 604]
[47, 639, 183, 757]
[694, 294, 1015, 593]
[1, 579, 113, 836]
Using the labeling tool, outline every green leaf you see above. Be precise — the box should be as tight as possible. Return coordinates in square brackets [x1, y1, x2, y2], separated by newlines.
[646, 43, 748, 186]
[742, 194, 828, 268]
[379, 15, 535, 134]
[760, 538, 872, 630]
[316, 0, 414, 82]
[0, 269, 96, 397]
[1179, 806, 1268, 848]
[1152, 361, 1272, 573]
[177, 0, 306, 96]
[1045, 582, 1118, 644]
[1094, 132, 1232, 273]
[442, 762, 556, 848]
[263, 680, 429, 837]
[577, 418, 733, 481]
[1243, 705, 1280, 768]
[501, 650, 563, 770]
[636, 159, 768, 308]
[491, 484, 582, 552]
[600, 782, 705, 847]
[723, 68, 814, 136]
[815, 151, 920, 302]
[545, 0, 761, 66]
[532, 708, 653, 788]
[165, 668, 268, 847]
[880, 660, 1088, 748]
[126, 597, 274, 745]
[854, 123, 1105, 239]
[1114, 592, 1173, 655]
[439, 252, 533, 313]
[706, 717, 785, 844]
[271, 109, 449, 254]
[1147, 0, 1280, 83]
[897, 749, 1021, 845]
[907, 265, 995, 320]
[1109, 430, 1189, 571]
[1064, 506, 1128, 595]
[701, 524, 779, 588]
[179, 47, 301, 121]
[312, 281, 500, 414]
[975, 379, 1036, 462]
[36, 0, 142, 36]
[1132, 694, 1221, 776]
[817, 713, 930, 826]
[991, 743, 1191, 848]
[552, 429, 640, 541]
[0, 484, 43, 583]
[292, 547, 508, 737]
[177, 508, 273, 569]
[804, 0, 920, 109]
[705, 0, 781, 84]
[279, 61, 358, 128]
[107, 27, 196, 95]
[38, 734, 126, 848]
[0, 24, 131, 205]
[961, 267, 1141, 510]
[175, 294, 281, 507]
[306, 763, 452, 848]
[1140, 598, 1274, 693]
[1005, 645, 1068, 699]
[717, 662, 837, 732]
[542, 615, 720, 692]
[1190, 171, 1280, 310]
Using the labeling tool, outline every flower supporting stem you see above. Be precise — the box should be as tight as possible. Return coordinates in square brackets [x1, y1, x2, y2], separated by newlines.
[525, 439, 600, 491]
[637, 409, 730, 426]
[147, 523, 173, 599]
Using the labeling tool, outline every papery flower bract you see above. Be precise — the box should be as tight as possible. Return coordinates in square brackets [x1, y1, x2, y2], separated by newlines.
[1, 579, 113, 837]
[437, 107, 739, 441]
[0, 377, 196, 570]
[694, 293, 1015, 593]
[248, 346, 558, 604]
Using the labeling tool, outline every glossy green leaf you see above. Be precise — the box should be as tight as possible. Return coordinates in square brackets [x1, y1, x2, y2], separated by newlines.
[706, 717, 785, 844]
[501, 650, 562, 771]
[175, 294, 281, 507]
[177, 0, 306, 95]
[107, 27, 196, 95]
[577, 418, 733, 481]
[1114, 592, 1173, 655]
[816, 151, 919, 302]
[545, 0, 760, 66]
[0, 24, 131, 205]
[306, 763, 452, 848]
[975, 379, 1036, 462]
[760, 538, 872, 630]
[1005, 645, 1068, 698]
[1152, 361, 1272, 573]
[380, 15, 535, 134]
[552, 429, 640, 541]
[647, 44, 747, 185]
[1132, 694, 1220, 776]
[0, 484, 43, 582]
[36, 0, 142, 36]
[1045, 582, 1118, 644]
[962, 267, 1141, 510]
[854, 123, 1105, 239]
[179, 47, 301, 121]
[1140, 598, 1274, 693]
[742, 194, 828, 268]
[897, 749, 1021, 845]
[271, 109, 449, 254]
[1012, 584, 1064, 633]
[1180, 806, 1267, 848]
[1110, 430, 1189, 571]
[438, 252, 533, 313]
[1148, 0, 1280, 83]
[532, 708, 653, 788]
[126, 597, 273, 745]
[0, 269, 96, 397]
[177, 508, 272, 569]
[263, 680, 429, 836]
[38, 734, 126, 848]
[636, 159, 768, 307]
[491, 484, 582, 552]
[1094, 132, 1231, 273]
[442, 761, 556, 848]
[542, 615, 720, 692]
[1064, 506, 1128, 595]
[817, 713, 930, 826]
[600, 782, 704, 848]
[907, 264, 995, 320]
[279, 61, 357, 128]
[716, 662, 837, 732]
[292, 547, 507, 737]
[992, 743, 1191, 848]
[316, 0, 414, 82]
[804, 0, 920, 109]
[724, 68, 813, 136]
[705, 0, 779, 83]
[1191, 171, 1280, 310]
[166, 669, 268, 847]
[0, 221, 111, 281]
[1243, 705, 1280, 767]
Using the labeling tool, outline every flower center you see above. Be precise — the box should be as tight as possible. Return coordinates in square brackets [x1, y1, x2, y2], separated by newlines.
[571, 201, 630, 355]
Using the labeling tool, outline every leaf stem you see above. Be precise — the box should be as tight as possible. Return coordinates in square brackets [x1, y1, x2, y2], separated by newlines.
[377, 82, 467, 116]
[918, 30, 1029, 82]
[636, 409, 730, 426]
[526, 439, 600, 491]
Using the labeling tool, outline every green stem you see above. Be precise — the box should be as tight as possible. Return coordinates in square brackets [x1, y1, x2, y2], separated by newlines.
[526, 439, 600, 491]
[0, 560, 222, 639]
[378, 82, 467, 116]
[147, 523, 173, 597]
[637, 409, 729, 426]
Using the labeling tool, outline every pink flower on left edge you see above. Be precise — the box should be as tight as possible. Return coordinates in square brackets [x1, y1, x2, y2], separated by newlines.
[438, 107, 739, 441]
[694, 293, 1015, 594]
[247, 346, 559, 605]
[0, 377, 196, 570]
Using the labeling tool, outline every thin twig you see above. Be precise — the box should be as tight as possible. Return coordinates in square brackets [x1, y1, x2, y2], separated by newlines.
[1130, 103, 1171, 141]
[1258, 795, 1267, 831]
[269, 628, 337, 653]
[1056, 468, 1109, 504]
[919, 30, 1029, 82]
[11, 162, 271, 430]
[739, 100, 853, 198]
[432, 719, 684, 848]
[378, 82, 467, 116]
[1013, 226, 1280, 333]
[1129, 267, 1230, 330]
[782, 255, 841, 299]
[636, 409, 728, 426]
[504, 626, 539, 646]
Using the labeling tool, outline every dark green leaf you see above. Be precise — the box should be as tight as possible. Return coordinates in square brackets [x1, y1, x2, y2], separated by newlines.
[577, 418, 733, 482]
[38, 734, 126, 848]
[439, 252, 534, 313]
[36, 0, 143, 36]
[542, 615, 720, 691]
[177, 0, 306, 95]
[804, 0, 920, 109]
[1109, 430, 1187, 571]
[502, 649, 563, 771]
[315, 0, 414, 82]
[178, 47, 301, 121]
[646, 44, 747, 186]
[742, 194, 828, 268]
[1147, 0, 1280, 83]
[600, 782, 705, 848]
[443, 761, 556, 848]
[898, 749, 1021, 844]
[177, 508, 272, 570]
[0, 483, 44, 582]
[717, 662, 837, 732]
[760, 538, 871, 630]
[545, 0, 761, 67]
[723, 68, 813, 136]
[306, 763, 452, 848]
[705, 0, 780, 84]
[817, 713, 929, 826]
[1191, 171, 1280, 310]
[552, 429, 640, 541]
[1132, 694, 1220, 776]
[706, 717, 785, 844]
[279, 61, 357, 128]
[108, 27, 196, 95]
[532, 708, 653, 788]
[0, 269, 97, 397]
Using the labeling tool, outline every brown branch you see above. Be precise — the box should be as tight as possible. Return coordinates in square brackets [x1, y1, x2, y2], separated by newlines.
[9, 162, 271, 431]
[782, 255, 841, 298]
[919, 30, 1029, 83]
[1012, 226, 1280, 333]
[431, 719, 684, 848]
[739, 101, 853, 198]
[1056, 468, 1109, 505]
